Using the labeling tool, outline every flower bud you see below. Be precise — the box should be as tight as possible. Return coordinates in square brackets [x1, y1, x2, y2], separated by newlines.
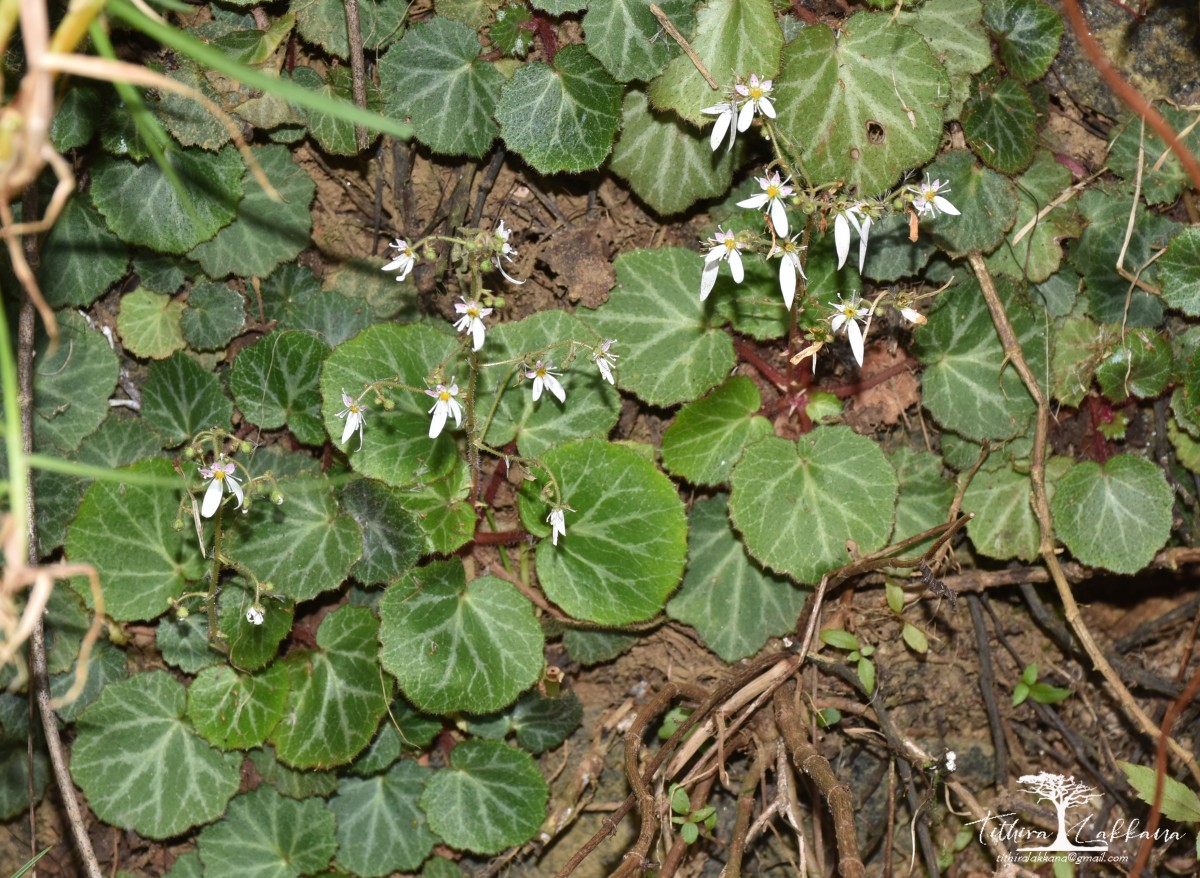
[183, 446, 197, 459]
[382, 397, 396, 411]
[240, 440, 253, 453]
[176, 606, 189, 619]
[271, 492, 284, 505]
[480, 258, 494, 273]
[173, 517, 184, 532]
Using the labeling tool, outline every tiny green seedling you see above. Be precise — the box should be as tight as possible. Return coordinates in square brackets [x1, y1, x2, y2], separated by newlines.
[885, 581, 930, 654]
[820, 628, 876, 694]
[1011, 662, 1072, 706]
[669, 783, 717, 845]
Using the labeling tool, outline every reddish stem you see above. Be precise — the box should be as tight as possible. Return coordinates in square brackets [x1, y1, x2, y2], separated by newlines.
[734, 338, 788, 390]
[522, 14, 557, 63]
[473, 529, 528, 545]
[821, 355, 916, 400]
[1084, 394, 1115, 464]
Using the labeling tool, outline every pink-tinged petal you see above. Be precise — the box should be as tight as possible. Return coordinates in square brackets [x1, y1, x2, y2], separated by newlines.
[201, 478, 224, 518]
[341, 391, 354, 407]
[847, 318, 864, 367]
[700, 259, 720, 300]
[769, 199, 789, 237]
[759, 96, 776, 119]
[544, 373, 566, 404]
[341, 414, 357, 445]
[779, 258, 796, 310]
[737, 100, 755, 132]
[834, 213, 851, 270]
[858, 217, 872, 273]
[737, 193, 769, 210]
[228, 476, 244, 509]
[429, 403, 448, 438]
[728, 250, 744, 283]
[470, 319, 485, 351]
[933, 195, 960, 216]
[734, 83, 749, 97]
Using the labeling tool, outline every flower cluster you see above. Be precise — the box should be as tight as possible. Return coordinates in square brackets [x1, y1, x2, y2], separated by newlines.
[702, 74, 775, 152]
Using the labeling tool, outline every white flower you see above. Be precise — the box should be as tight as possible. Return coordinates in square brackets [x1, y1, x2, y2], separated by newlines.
[336, 390, 367, 450]
[737, 171, 793, 237]
[526, 360, 566, 403]
[198, 457, 244, 519]
[382, 238, 416, 281]
[944, 750, 957, 773]
[547, 506, 568, 546]
[246, 605, 265, 626]
[700, 227, 745, 300]
[453, 297, 493, 351]
[701, 99, 739, 152]
[425, 380, 463, 438]
[735, 74, 775, 130]
[495, 220, 525, 285]
[592, 339, 618, 385]
[830, 295, 869, 367]
[834, 204, 872, 273]
[909, 178, 960, 219]
[770, 234, 807, 309]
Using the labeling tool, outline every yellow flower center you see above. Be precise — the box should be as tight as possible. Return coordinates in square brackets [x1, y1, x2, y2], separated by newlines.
[767, 184, 780, 198]
[749, 86, 763, 100]
[213, 470, 226, 483]
[438, 391, 451, 403]
[723, 238, 738, 251]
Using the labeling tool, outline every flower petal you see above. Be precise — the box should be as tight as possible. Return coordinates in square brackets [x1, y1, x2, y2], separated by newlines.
[934, 195, 960, 216]
[700, 259, 720, 300]
[201, 478, 223, 519]
[858, 217, 872, 273]
[470, 318, 485, 351]
[759, 96, 776, 119]
[779, 257, 796, 310]
[710, 111, 731, 151]
[737, 100, 754, 132]
[531, 378, 544, 401]
[429, 403, 448, 438]
[729, 250, 744, 284]
[341, 412, 357, 445]
[834, 213, 850, 270]
[769, 198, 788, 238]
[847, 317, 865, 367]
[228, 476, 244, 509]
[545, 373, 566, 403]
[450, 397, 464, 428]
[737, 193, 768, 210]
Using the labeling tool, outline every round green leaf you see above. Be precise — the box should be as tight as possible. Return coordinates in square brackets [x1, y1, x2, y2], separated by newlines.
[773, 12, 948, 196]
[91, 147, 244, 253]
[247, 745, 338, 799]
[218, 587, 295, 671]
[1050, 455, 1172, 575]
[1071, 187, 1176, 327]
[920, 150, 1018, 257]
[669, 495, 807, 661]
[49, 641, 129, 724]
[912, 277, 1045, 441]
[661, 377, 773, 486]
[231, 330, 330, 446]
[72, 671, 241, 839]
[1095, 329, 1172, 403]
[66, 458, 206, 622]
[225, 475, 362, 602]
[379, 18, 504, 157]
[518, 439, 688, 625]
[897, 0, 991, 118]
[961, 72, 1038, 175]
[467, 690, 584, 754]
[420, 740, 549, 855]
[496, 45, 623, 174]
[586, 248, 735, 407]
[293, 0, 406, 58]
[379, 561, 545, 714]
[889, 448, 955, 556]
[1109, 106, 1200, 206]
[197, 785, 336, 877]
[562, 628, 637, 665]
[647, 0, 781, 127]
[981, 0, 1063, 83]
[584, 0, 694, 83]
[118, 288, 186, 359]
[340, 478, 423, 585]
[157, 612, 222, 674]
[269, 606, 389, 768]
[610, 90, 735, 216]
[40, 194, 128, 308]
[187, 662, 289, 750]
[189, 145, 316, 279]
[964, 463, 1039, 562]
[282, 290, 372, 347]
[31, 311, 118, 453]
[320, 323, 459, 487]
[182, 282, 246, 351]
[1159, 227, 1200, 316]
[140, 352, 234, 446]
[729, 428, 897, 584]
[404, 456, 476, 554]
[331, 761, 438, 876]
[479, 311, 621, 459]
[985, 150, 1082, 284]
